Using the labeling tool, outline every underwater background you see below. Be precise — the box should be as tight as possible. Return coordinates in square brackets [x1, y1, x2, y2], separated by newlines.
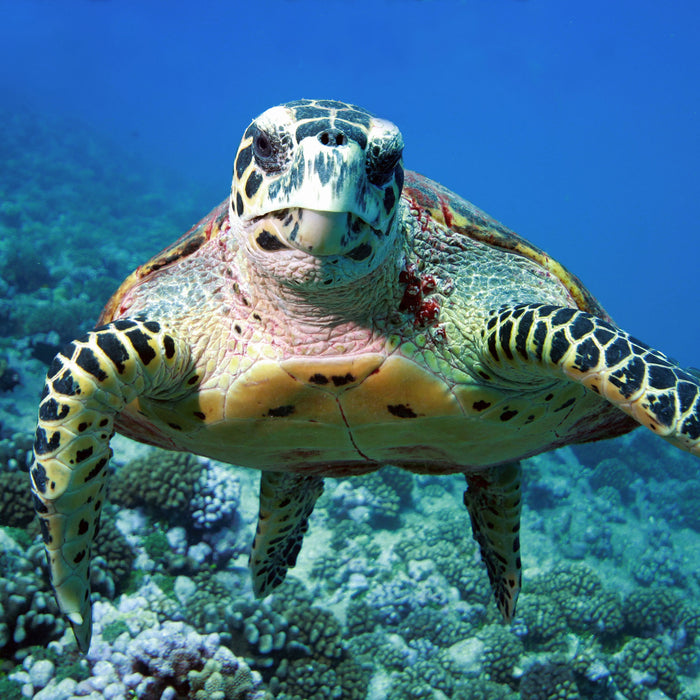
[0, 0, 699, 698]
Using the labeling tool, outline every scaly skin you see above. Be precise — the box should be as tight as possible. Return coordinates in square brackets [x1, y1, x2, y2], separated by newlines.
[464, 462, 523, 621]
[483, 303, 700, 455]
[251, 472, 324, 596]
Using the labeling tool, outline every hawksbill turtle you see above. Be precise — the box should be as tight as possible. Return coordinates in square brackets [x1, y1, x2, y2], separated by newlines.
[29, 99, 700, 652]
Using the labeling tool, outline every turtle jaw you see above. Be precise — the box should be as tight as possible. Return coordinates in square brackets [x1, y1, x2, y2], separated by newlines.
[237, 203, 405, 316]
[249, 208, 388, 261]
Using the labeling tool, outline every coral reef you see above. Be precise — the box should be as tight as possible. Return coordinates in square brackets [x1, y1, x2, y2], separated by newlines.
[190, 462, 242, 531]
[477, 625, 523, 687]
[519, 660, 580, 700]
[0, 432, 33, 473]
[452, 678, 518, 699]
[188, 656, 262, 700]
[527, 563, 624, 639]
[3, 105, 700, 700]
[262, 584, 368, 698]
[387, 654, 456, 699]
[0, 470, 34, 528]
[89, 510, 136, 599]
[0, 107, 205, 346]
[588, 457, 634, 503]
[611, 637, 681, 699]
[327, 466, 414, 529]
[25, 594, 272, 699]
[126, 621, 261, 699]
[362, 570, 453, 627]
[0, 539, 65, 659]
[656, 477, 700, 533]
[515, 594, 569, 651]
[624, 587, 685, 637]
[108, 452, 246, 573]
[108, 451, 205, 520]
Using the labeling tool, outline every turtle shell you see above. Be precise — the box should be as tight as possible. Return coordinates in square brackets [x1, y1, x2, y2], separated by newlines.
[402, 170, 609, 319]
[97, 199, 230, 325]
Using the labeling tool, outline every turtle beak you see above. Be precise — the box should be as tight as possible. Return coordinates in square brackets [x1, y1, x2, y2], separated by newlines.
[285, 210, 349, 256]
[257, 209, 378, 258]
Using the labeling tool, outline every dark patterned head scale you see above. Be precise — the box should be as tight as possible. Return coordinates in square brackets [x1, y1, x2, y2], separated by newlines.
[229, 99, 405, 256]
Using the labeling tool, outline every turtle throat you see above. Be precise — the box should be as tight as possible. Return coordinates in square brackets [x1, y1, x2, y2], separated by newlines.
[239, 206, 403, 321]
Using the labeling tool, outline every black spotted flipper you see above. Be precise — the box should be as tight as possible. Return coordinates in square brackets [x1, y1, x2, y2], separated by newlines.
[464, 462, 522, 621]
[250, 471, 324, 597]
[30, 318, 193, 652]
[484, 303, 700, 455]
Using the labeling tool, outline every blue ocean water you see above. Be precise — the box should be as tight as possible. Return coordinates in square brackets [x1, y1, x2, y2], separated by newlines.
[2, 0, 698, 364]
[1, 1, 700, 698]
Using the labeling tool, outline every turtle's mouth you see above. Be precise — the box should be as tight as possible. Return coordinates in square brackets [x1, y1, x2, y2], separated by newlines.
[250, 208, 383, 262]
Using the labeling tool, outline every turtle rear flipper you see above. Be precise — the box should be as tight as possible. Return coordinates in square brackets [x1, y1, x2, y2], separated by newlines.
[483, 303, 700, 454]
[30, 318, 193, 652]
[250, 471, 324, 597]
[464, 462, 522, 621]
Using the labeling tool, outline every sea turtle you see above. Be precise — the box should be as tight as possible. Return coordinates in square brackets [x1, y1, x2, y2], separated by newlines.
[30, 99, 700, 652]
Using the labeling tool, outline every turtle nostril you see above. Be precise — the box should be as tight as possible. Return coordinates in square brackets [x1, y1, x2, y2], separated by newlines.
[318, 130, 346, 147]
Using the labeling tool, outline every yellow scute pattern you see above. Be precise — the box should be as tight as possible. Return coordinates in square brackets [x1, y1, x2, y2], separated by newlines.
[281, 353, 385, 391]
[220, 360, 345, 423]
[340, 355, 463, 422]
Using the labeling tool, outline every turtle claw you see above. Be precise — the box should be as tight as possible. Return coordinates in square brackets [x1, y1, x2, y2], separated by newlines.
[67, 610, 92, 654]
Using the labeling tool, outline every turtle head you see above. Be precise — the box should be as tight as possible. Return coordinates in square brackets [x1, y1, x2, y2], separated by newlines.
[230, 99, 404, 280]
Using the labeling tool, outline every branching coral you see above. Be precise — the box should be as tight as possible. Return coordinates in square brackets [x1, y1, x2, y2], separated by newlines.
[519, 660, 580, 700]
[587, 457, 634, 503]
[0, 432, 33, 473]
[515, 594, 569, 651]
[0, 471, 34, 528]
[387, 654, 456, 699]
[611, 637, 680, 700]
[89, 509, 136, 598]
[0, 541, 65, 659]
[108, 450, 204, 521]
[187, 655, 269, 700]
[477, 624, 523, 687]
[526, 563, 623, 639]
[398, 607, 474, 648]
[190, 461, 242, 530]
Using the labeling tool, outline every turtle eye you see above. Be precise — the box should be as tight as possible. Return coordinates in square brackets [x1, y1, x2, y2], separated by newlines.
[367, 144, 403, 187]
[254, 131, 273, 159]
[251, 126, 284, 172]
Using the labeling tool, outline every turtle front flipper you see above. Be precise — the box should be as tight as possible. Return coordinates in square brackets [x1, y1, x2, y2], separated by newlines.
[30, 317, 193, 652]
[483, 303, 700, 455]
[464, 462, 522, 621]
[250, 471, 324, 597]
